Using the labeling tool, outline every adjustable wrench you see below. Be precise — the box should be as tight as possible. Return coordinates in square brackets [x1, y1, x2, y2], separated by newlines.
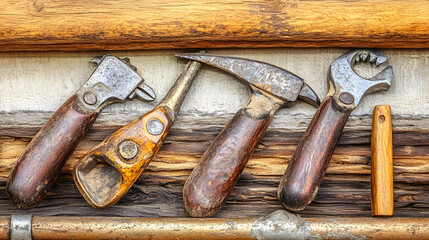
[278, 49, 393, 211]
[7, 55, 155, 209]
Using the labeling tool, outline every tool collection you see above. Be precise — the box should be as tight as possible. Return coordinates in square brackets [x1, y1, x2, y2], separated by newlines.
[5, 49, 396, 219]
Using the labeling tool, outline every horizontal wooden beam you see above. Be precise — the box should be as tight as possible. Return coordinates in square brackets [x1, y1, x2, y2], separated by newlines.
[1, 0, 428, 51]
[0, 128, 428, 218]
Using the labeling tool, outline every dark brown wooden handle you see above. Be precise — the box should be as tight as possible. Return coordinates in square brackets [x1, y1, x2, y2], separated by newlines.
[278, 96, 352, 211]
[183, 91, 279, 217]
[6, 95, 98, 209]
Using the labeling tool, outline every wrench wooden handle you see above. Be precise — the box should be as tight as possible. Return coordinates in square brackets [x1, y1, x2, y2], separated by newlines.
[73, 106, 173, 209]
[183, 88, 280, 217]
[278, 96, 352, 211]
[6, 95, 98, 209]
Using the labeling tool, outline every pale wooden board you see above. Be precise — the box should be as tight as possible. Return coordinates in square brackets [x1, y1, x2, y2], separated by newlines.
[0, 48, 428, 130]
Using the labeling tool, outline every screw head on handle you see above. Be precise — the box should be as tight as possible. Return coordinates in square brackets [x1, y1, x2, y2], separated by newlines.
[147, 119, 164, 136]
[119, 141, 138, 160]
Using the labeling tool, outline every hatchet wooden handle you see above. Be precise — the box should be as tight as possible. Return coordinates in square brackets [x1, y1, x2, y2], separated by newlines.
[278, 96, 352, 211]
[6, 95, 98, 209]
[184, 88, 281, 217]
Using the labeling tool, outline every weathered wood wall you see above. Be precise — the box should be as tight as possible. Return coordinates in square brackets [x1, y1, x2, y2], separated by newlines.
[0, 48, 428, 218]
[0, 1, 429, 51]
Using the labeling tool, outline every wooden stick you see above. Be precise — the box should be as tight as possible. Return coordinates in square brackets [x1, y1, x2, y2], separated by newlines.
[371, 105, 394, 216]
[0, 1, 429, 51]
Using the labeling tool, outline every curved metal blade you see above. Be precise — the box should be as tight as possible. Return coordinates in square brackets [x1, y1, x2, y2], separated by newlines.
[176, 53, 304, 102]
[298, 83, 320, 107]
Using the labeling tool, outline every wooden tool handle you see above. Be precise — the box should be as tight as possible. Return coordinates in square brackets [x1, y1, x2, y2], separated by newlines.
[278, 96, 352, 211]
[73, 106, 173, 209]
[183, 89, 280, 217]
[6, 95, 98, 209]
[371, 105, 394, 216]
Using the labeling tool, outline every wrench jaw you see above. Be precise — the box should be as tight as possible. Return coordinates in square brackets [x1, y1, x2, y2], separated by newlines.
[329, 49, 393, 108]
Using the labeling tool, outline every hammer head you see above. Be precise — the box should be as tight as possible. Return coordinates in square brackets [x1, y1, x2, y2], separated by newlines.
[176, 53, 320, 107]
[329, 49, 393, 107]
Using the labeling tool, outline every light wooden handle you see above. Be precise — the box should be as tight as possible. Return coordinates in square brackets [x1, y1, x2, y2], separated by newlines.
[371, 105, 394, 217]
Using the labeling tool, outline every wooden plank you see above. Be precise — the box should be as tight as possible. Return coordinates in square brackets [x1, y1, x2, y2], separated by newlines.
[1, 49, 428, 130]
[0, 127, 427, 218]
[0, 1, 428, 51]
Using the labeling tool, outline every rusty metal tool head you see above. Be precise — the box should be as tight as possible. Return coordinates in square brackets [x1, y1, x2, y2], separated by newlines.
[73, 53, 203, 209]
[278, 49, 393, 211]
[176, 53, 320, 217]
[328, 49, 392, 108]
[177, 54, 320, 108]
[6, 55, 155, 209]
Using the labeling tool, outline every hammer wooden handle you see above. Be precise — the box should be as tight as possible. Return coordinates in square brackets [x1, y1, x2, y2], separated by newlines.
[278, 96, 352, 211]
[184, 87, 281, 217]
[184, 108, 273, 217]
[6, 95, 98, 209]
[371, 105, 394, 216]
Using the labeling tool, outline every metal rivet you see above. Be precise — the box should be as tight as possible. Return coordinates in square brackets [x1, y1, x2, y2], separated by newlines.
[119, 141, 138, 160]
[83, 92, 97, 105]
[339, 92, 354, 105]
[147, 119, 164, 136]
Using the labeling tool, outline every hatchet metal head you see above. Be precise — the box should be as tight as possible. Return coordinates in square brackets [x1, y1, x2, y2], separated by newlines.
[329, 49, 393, 107]
[176, 53, 320, 107]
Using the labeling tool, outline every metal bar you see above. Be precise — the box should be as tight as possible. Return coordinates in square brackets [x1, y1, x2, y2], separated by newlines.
[157, 58, 203, 120]
[0, 211, 428, 239]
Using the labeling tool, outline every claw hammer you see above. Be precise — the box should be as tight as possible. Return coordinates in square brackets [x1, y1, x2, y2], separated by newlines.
[278, 49, 393, 211]
[176, 54, 320, 217]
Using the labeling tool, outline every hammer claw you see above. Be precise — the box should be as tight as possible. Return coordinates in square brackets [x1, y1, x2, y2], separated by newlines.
[298, 83, 320, 107]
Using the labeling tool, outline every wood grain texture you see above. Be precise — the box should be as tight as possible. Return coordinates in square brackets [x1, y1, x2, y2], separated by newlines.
[0, 1, 429, 51]
[371, 105, 394, 216]
[6, 96, 98, 209]
[0, 126, 428, 218]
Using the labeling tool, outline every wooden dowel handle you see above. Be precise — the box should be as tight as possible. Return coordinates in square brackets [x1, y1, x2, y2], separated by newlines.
[371, 105, 394, 216]
[6, 95, 98, 209]
[183, 89, 281, 217]
[278, 96, 352, 211]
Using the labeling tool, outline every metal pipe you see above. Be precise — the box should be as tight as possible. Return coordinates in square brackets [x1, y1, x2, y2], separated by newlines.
[3, 211, 429, 240]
